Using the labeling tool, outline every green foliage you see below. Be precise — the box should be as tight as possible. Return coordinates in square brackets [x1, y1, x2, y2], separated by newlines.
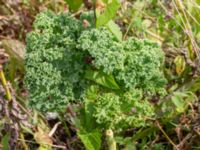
[106, 20, 122, 41]
[25, 11, 87, 112]
[1, 132, 10, 150]
[93, 93, 121, 128]
[84, 69, 120, 90]
[92, 90, 155, 129]
[26, 11, 166, 118]
[77, 27, 125, 74]
[78, 28, 167, 94]
[25, 11, 167, 150]
[73, 96, 102, 150]
[160, 91, 197, 119]
[78, 130, 102, 150]
[25, 11, 167, 149]
[187, 76, 200, 92]
[3, 0, 200, 149]
[118, 38, 167, 94]
[96, 0, 120, 27]
[64, 0, 83, 11]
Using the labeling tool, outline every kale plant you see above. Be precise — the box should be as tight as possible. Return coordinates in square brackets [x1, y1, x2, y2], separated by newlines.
[25, 11, 167, 131]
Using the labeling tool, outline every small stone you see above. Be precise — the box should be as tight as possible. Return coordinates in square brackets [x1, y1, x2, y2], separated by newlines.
[46, 112, 58, 120]
[83, 19, 90, 29]
[131, 107, 137, 113]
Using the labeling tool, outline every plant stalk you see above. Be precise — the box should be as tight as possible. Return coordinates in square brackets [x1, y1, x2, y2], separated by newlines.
[0, 69, 12, 100]
[106, 129, 116, 150]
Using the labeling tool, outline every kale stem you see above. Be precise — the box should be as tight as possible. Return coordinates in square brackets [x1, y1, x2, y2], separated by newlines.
[106, 129, 116, 150]
[93, 0, 97, 27]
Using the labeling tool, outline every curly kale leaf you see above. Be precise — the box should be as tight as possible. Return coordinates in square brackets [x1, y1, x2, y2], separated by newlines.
[116, 38, 167, 94]
[25, 11, 87, 112]
[92, 90, 155, 129]
[93, 93, 121, 128]
[78, 28, 167, 94]
[77, 28, 125, 74]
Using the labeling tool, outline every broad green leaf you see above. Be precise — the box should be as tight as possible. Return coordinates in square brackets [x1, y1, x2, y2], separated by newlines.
[96, 0, 120, 27]
[78, 130, 102, 150]
[73, 88, 102, 150]
[106, 20, 122, 41]
[85, 85, 99, 100]
[168, 83, 178, 93]
[84, 101, 96, 130]
[171, 94, 185, 113]
[132, 127, 157, 141]
[189, 77, 200, 92]
[160, 91, 197, 119]
[85, 69, 120, 89]
[1, 132, 10, 150]
[102, 0, 109, 3]
[65, 0, 83, 11]
[73, 98, 97, 132]
[174, 55, 186, 75]
[124, 144, 137, 150]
